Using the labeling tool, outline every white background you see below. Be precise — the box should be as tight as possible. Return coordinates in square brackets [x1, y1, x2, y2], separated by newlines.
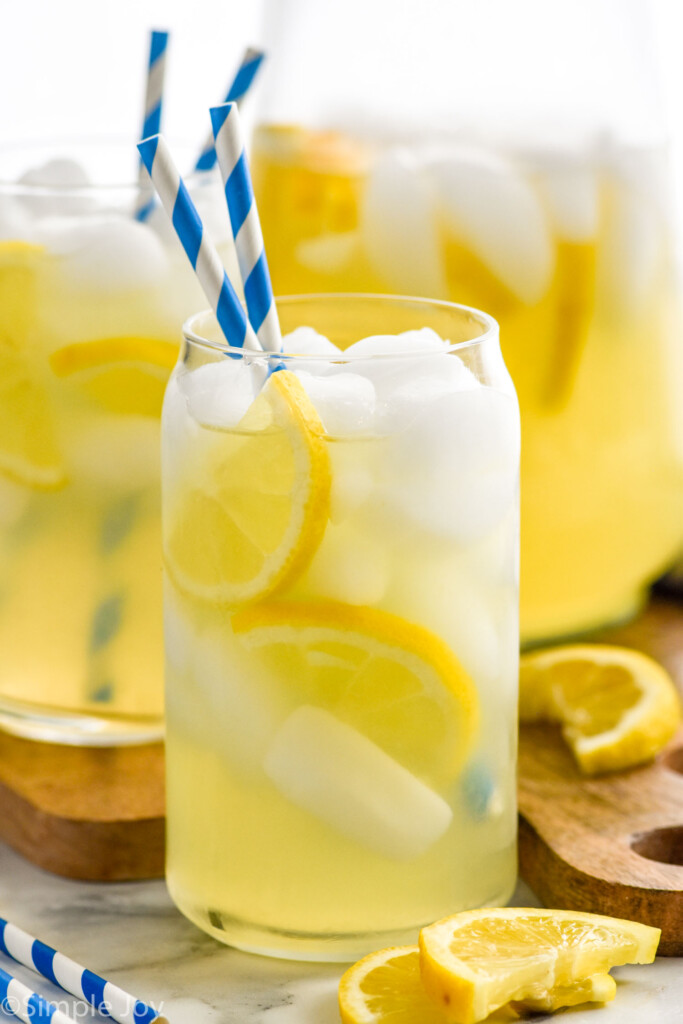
[2, 0, 683, 234]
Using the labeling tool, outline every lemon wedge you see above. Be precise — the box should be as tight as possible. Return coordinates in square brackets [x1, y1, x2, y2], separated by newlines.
[232, 600, 478, 784]
[0, 241, 65, 489]
[165, 370, 331, 606]
[519, 644, 681, 774]
[338, 944, 617, 1024]
[419, 907, 659, 1024]
[50, 335, 178, 417]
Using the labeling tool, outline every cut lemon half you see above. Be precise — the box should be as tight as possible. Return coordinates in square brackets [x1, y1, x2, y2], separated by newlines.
[519, 644, 681, 774]
[0, 241, 65, 489]
[165, 370, 331, 606]
[419, 907, 659, 1024]
[338, 946, 615, 1024]
[50, 335, 178, 417]
[232, 600, 478, 783]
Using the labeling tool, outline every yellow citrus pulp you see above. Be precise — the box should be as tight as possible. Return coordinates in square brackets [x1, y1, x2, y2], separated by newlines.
[519, 644, 681, 773]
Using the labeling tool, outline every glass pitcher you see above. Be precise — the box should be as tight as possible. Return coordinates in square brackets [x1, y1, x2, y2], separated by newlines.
[251, 0, 683, 643]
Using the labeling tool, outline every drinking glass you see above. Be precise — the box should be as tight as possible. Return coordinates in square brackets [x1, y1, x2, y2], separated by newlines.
[0, 139, 232, 743]
[163, 294, 520, 960]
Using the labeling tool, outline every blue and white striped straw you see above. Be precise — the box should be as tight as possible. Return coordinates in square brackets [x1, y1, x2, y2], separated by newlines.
[210, 102, 282, 353]
[194, 47, 265, 173]
[0, 966, 76, 1024]
[136, 29, 169, 221]
[138, 134, 259, 350]
[0, 919, 167, 1024]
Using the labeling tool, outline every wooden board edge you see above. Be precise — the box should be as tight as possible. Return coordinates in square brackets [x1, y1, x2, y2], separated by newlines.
[518, 815, 683, 956]
[0, 776, 165, 881]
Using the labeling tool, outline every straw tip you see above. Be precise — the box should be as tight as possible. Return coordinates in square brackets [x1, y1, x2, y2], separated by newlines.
[137, 134, 161, 170]
[244, 46, 266, 64]
[149, 29, 169, 61]
[210, 103, 237, 135]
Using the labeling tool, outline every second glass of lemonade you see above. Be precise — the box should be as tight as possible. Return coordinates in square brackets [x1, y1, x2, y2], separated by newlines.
[163, 295, 520, 960]
[0, 141, 231, 742]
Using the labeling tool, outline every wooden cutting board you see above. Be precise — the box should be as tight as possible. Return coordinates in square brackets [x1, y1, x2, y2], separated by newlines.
[518, 596, 683, 954]
[0, 594, 681, 923]
[0, 734, 165, 880]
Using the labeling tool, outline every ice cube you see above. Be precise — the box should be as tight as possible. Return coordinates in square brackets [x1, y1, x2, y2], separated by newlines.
[18, 158, 94, 217]
[535, 163, 599, 242]
[427, 146, 554, 304]
[380, 388, 520, 541]
[283, 326, 343, 358]
[303, 520, 389, 605]
[295, 231, 360, 276]
[597, 176, 664, 315]
[294, 370, 375, 435]
[183, 359, 263, 430]
[279, 326, 343, 377]
[264, 705, 452, 860]
[34, 216, 170, 290]
[344, 328, 445, 359]
[361, 147, 447, 297]
[328, 440, 376, 523]
[376, 356, 480, 433]
[342, 329, 454, 399]
[0, 196, 33, 240]
[190, 630, 283, 773]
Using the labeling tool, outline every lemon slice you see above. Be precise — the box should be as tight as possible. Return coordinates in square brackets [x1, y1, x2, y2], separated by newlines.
[165, 370, 331, 606]
[0, 241, 65, 489]
[339, 946, 450, 1024]
[50, 336, 178, 417]
[519, 644, 681, 774]
[338, 946, 616, 1024]
[512, 972, 616, 1014]
[232, 600, 478, 784]
[419, 907, 659, 1024]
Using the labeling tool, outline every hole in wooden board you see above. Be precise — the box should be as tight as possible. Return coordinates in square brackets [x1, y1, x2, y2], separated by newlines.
[662, 747, 683, 775]
[631, 826, 683, 866]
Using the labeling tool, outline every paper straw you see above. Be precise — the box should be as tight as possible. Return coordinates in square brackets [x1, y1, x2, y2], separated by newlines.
[136, 29, 170, 221]
[0, 920, 167, 1024]
[0, 967, 77, 1024]
[210, 103, 282, 353]
[138, 133, 260, 350]
[194, 47, 265, 172]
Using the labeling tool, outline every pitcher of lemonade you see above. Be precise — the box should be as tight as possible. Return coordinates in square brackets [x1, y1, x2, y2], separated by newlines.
[251, 0, 683, 642]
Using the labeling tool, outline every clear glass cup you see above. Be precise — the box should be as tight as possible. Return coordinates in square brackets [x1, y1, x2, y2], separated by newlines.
[0, 139, 233, 744]
[162, 294, 520, 961]
[251, 0, 683, 643]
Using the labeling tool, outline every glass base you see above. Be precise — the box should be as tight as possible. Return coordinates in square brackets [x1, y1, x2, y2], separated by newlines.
[0, 696, 163, 746]
[169, 877, 519, 963]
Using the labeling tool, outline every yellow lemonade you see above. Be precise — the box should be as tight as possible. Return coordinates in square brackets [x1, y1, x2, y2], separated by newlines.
[0, 148, 232, 741]
[251, 126, 683, 641]
[163, 298, 519, 960]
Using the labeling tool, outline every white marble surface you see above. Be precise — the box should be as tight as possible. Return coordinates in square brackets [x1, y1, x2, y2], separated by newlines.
[0, 842, 680, 1023]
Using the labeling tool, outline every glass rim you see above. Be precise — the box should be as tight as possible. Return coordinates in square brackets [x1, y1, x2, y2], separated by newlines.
[182, 293, 499, 361]
[0, 136, 208, 194]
